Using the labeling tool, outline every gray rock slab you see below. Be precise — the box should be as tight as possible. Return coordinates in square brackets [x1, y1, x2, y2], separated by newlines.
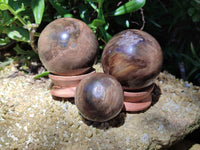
[0, 65, 200, 149]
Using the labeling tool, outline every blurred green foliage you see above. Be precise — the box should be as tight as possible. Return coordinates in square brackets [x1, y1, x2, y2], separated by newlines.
[0, 0, 145, 46]
[143, 0, 200, 85]
[0, 0, 200, 85]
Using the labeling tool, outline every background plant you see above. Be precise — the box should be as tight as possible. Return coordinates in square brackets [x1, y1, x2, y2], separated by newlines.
[0, 0, 145, 67]
[142, 0, 200, 85]
[0, 0, 200, 85]
[0, 0, 43, 70]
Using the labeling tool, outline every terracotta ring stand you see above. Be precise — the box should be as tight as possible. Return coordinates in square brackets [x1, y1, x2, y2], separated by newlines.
[123, 84, 155, 112]
[49, 69, 96, 98]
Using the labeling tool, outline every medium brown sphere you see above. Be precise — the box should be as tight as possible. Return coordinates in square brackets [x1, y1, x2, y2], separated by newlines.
[102, 29, 163, 90]
[75, 73, 124, 122]
[38, 18, 98, 76]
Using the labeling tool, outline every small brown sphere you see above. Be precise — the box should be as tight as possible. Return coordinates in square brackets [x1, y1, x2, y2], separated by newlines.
[75, 73, 124, 122]
[38, 18, 98, 76]
[102, 29, 163, 90]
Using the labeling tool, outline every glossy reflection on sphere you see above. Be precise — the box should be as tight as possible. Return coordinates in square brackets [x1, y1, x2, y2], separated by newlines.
[38, 18, 98, 76]
[102, 29, 163, 90]
[75, 73, 124, 122]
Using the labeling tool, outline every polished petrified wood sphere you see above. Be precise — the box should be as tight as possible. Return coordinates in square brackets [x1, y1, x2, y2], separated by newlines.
[75, 73, 124, 122]
[38, 18, 98, 76]
[102, 29, 163, 90]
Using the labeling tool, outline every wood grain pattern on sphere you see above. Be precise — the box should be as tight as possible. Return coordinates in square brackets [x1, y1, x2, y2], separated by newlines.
[75, 73, 124, 122]
[38, 18, 98, 76]
[102, 29, 163, 90]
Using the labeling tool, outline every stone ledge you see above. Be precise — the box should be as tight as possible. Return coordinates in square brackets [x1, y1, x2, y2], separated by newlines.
[0, 64, 199, 149]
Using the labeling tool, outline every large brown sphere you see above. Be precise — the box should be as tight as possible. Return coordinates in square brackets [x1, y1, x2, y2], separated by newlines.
[102, 29, 163, 90]
[75, 73, 124, 122]
[38, 18, 98, 76]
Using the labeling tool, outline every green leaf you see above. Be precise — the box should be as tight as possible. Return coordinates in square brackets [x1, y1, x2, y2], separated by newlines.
[34, 71, 50, 79]
[148, 19, 162, 28]
[105, 32, 112, 41]
[195, 72, 200, 79]
[190, 43, 196, 57]
[186, 67, 199, 80]
[84, 0, 98, 2]
[109, 0, 146, 16]
[190, 42, 200, 63]
[64, 13, 73, 18]
[126, 20, 130, 28]
[0, 3, 9, 10]
[6, 27, 30, 43]
[182, 54, 199, 66]
[1, 10, 12, 25]
[32, 0, 45, 25]
[104, 23, 109, 30]
[97, 0, 105, 21]
[15, 3, 25, 14]
[194, 0, 200, 4]
[0, 0, 8, 4]
[88, 1, 98, 12]
[13, 44, 37, 58]
[0, 37, 11, 46]
[49, 0, 66, 15]
[5, 17, 17, 26]
[113, 16, 130, 27]
[79, 5, 90, 23]
[8, 0, 26, 14]
[188, 8, 195, 16]
[99, 27, 108, 43]
[192, 13, 200, 22]
[92, 19, 105, 27]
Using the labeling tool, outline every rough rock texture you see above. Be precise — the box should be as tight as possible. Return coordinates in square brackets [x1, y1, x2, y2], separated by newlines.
[190, 144, 200, 150]
[0, 63, 200, 150]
